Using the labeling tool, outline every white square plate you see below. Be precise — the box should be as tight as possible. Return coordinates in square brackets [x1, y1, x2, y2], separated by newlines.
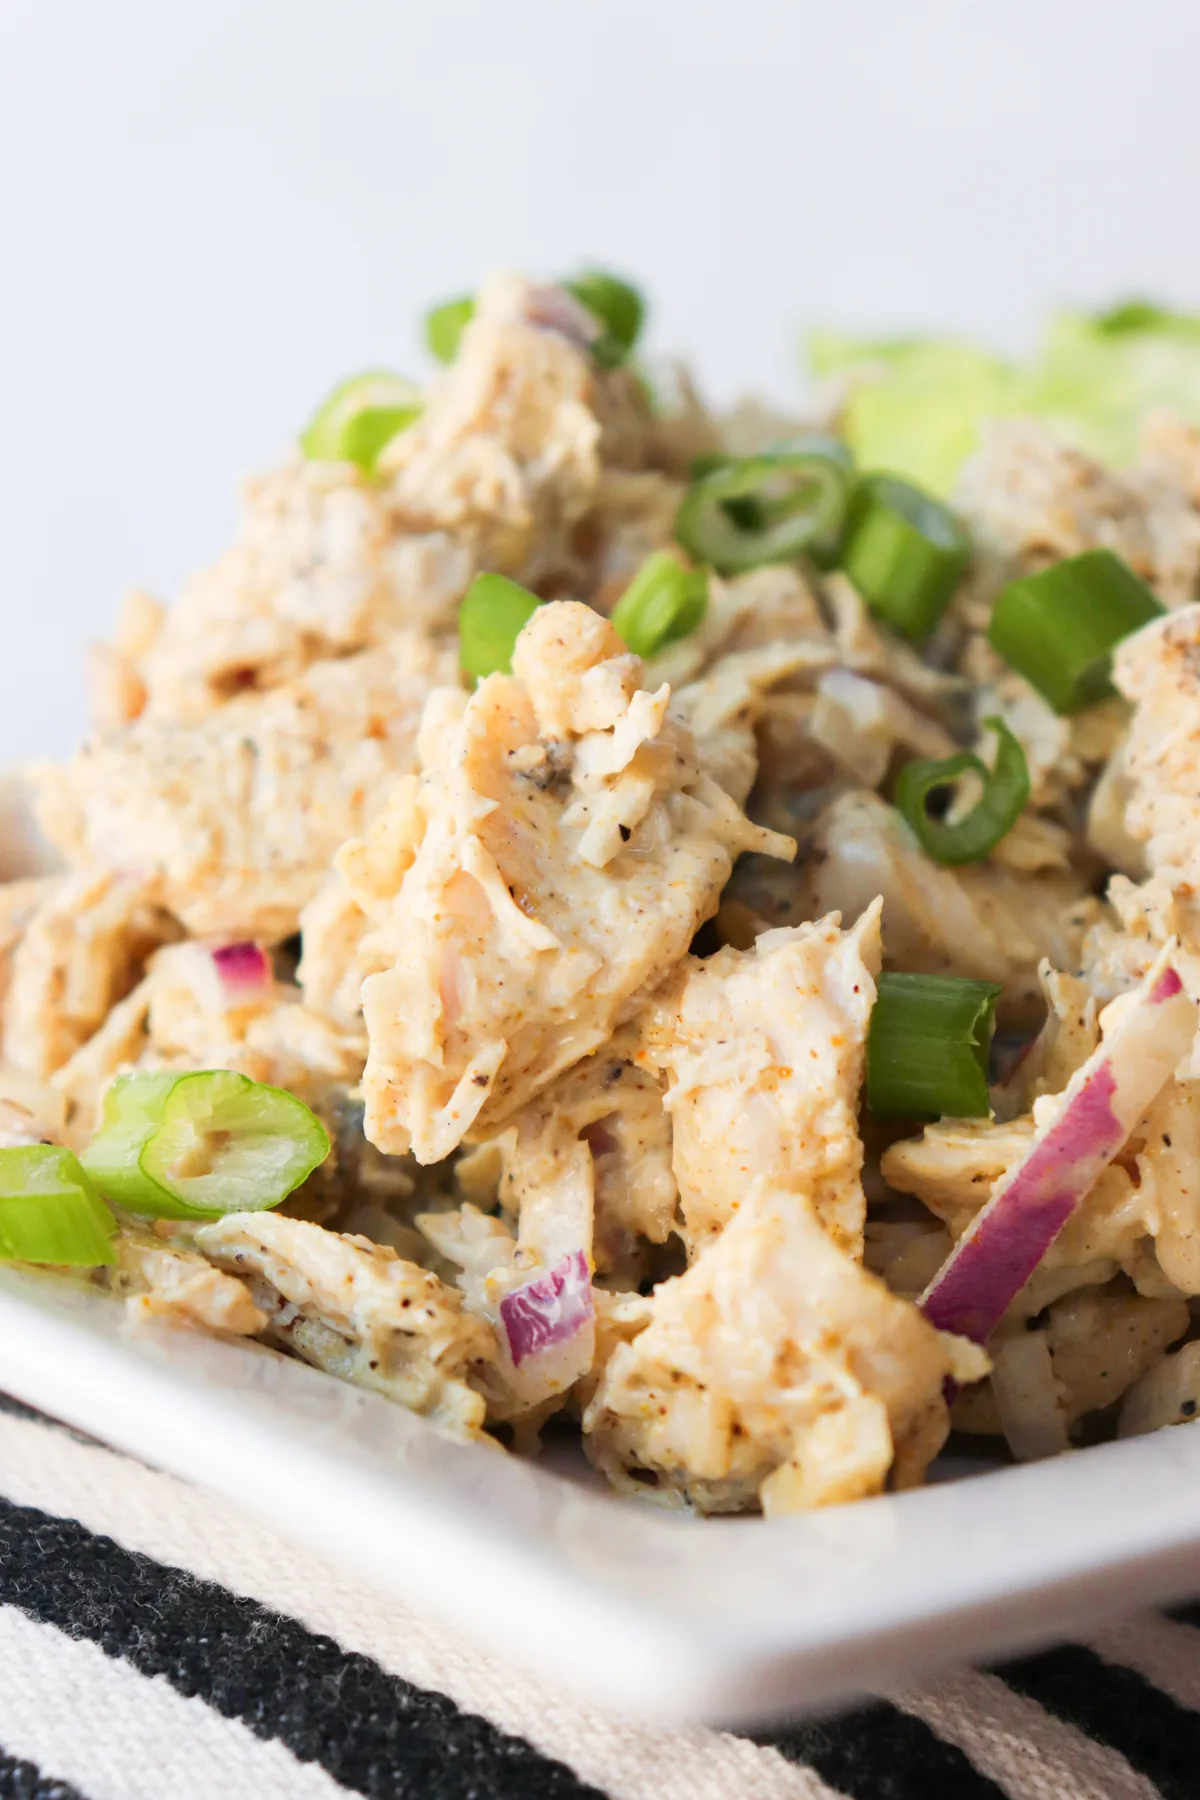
[3, 1263, 1200, 1724]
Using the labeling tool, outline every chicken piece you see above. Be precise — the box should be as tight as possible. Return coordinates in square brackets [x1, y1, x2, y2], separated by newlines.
[884, 1046, 1200, 1311]
[645, 564, 835, 691]
[956, 420, 1159, 590]
[1086, 739, 1146, 880]
[670, 643, 840, 805]
[194, 1211, 498, 1435]
[1040, 1287, 1189, 1424]
[1114, 603, 1200, 891]
[114, 1230, 267, 1335]
[358, 602, 792, 1162]
[0, 876, 57, 1014]
[297, 769, 428, 1033]
[958, 632, 1129, 809]
[113, 457, 470, 724]
[585, 470, 688, 605]
[995, 964, 1100, 1116]
[36, 632, 459, 943]
[640, 906, 881, 1260]
[380, 272, 610, 586]
[804, 667, 958, 790]
[823, 573, 970, 711]
[881, 1117, 1038, 1241]
[51, 938, 363, 1149]
[488, 1025, 677, 1278]
[1, 871, 175, 1080]
[583, 1184, 986, 1514]
[795, 790, 1099, 1018]
[1132, 1079, 1200, 1294]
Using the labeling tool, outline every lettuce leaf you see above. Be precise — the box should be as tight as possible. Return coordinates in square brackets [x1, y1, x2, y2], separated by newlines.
[808, 303, 1200, 494]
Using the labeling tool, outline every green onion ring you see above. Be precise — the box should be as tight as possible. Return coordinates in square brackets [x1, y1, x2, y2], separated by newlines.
[840, 473, 971, 639]
[458, 572, 543, 680]
[867, 972, 1002, 1120]
[609, 551, 708, 659]
[425, 295, 476, 364]
[674, 451, 852, 574]
[987, 548, 1165, 714]
[81, 1070, 330, 1222]
[0, 1146, 116, 1266]
[564, 270, 645, 367]
[299, 371, 422, 475]
[895, 716, 1030, 865]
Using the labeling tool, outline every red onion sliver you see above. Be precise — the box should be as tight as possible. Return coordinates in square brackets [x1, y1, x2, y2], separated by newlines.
[921, 955, 1195, 1346]
[211, 942, 272, 998]
[499, 1249, 593, 1367]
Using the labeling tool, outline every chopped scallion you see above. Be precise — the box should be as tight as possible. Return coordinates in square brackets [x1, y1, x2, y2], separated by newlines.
[609, 551, 708, 659]
[564, 270, 645, 367]
[0, 1146, 116, 1266]
[840, 473, 971, 639]
[895, 716, 1030, 865]
[458, 573, 543, 680]
[81, 1070, 330, 1221]
[299, 371, 422, 474]
[987, 548, 1165, 714]
[867, 972, 1002, 1120]
[674, 450, 851, 574]
[425, 296, 476, 364]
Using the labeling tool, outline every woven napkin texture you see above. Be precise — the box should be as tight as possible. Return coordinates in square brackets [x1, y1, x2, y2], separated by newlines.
[0, 1395, 1196, 1800]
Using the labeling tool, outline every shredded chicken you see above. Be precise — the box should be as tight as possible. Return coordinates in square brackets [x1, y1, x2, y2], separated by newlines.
[36, 633, 459, 943]
[1, 871, 175, 1079]
[639, 906, 881, 1259]
[584, 1184, 986, 1514]
[114, 1230, 268, 1336]
[195, 1211, 497, 1435]
[107, 461, 471, 726]
[795, 790, 1099, 1017]
[357, 601, 792, 1161]
[15, 270, 1200, 1509]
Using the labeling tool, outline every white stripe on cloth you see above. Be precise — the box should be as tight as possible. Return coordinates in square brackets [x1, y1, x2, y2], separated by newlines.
[1085, 1610, 1200, 1714]
[0, 1409, 842, 1800]
[891, 1666, 1161, 1800]
[0, 1601, 353, 1800]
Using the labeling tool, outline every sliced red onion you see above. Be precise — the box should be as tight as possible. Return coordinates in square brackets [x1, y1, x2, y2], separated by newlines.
[921, 956, 1195, 1346]
[522, 285, 601, 353]
[210, 942, 273, 1005]
[499, 1249, 593, 1367]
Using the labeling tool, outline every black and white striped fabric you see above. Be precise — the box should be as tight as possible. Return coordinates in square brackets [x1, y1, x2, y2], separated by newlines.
[0, 1394, 1197, 1800]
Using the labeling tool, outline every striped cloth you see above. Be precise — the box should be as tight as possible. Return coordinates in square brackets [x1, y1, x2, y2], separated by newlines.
[0, 1398, 1198, 1800]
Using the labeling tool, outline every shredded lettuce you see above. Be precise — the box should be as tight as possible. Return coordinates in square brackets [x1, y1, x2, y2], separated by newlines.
[808, 302, 1200, 494]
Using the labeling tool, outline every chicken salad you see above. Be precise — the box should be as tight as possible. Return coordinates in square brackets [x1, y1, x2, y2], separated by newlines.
[6, 270, 1200, 1516]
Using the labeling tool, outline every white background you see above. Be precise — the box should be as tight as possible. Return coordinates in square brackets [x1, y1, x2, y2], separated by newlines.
[3, 0, 1200, 760]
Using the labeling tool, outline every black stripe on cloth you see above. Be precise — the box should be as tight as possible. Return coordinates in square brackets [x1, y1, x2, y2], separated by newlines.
[997, 1643, 1200, 1800]
[0, 1745, 91, 1800]
[752, 1696, 1007, 1799]
[0, 1495, 603, 1800]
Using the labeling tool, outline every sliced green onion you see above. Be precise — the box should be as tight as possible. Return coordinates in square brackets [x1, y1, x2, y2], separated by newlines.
[895, 716, 1030, 866]
[458, 573, 543, 680]
[426, 296, 476, 364]
[867, 972, 1002, 1121]
[564, 270, 644, 367]
[840, 473, 971, 639]
[299, 371, 422, 474]
[609, 551, 708, 659]
[81, 1070, 330, 1222]
[0, 1146, 116, 1266]
[987, 548, 1165, 714]
[675, 451, 852, 574]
